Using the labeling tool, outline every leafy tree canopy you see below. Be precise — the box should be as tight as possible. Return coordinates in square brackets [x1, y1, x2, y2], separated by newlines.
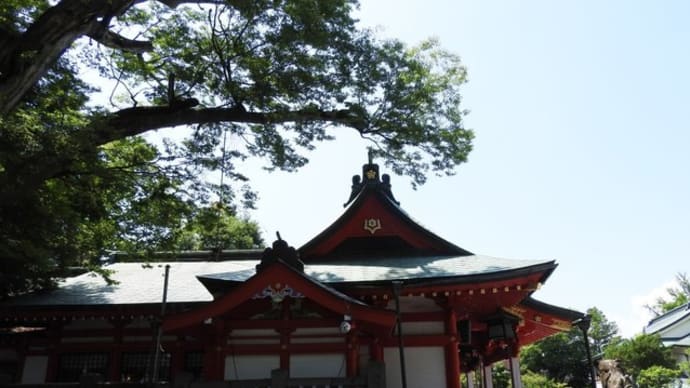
[175, 206, 263, 251]
[636, 365, 681, 388]
[520, 331, 590, 387]
[646, 272, 690, 316]
[483, 364, 566, 388]
[679, 349, 690, 379]
[604, 333, 677, 380]
[520, 307, 621, 388]
[520, 371, 567, 388]
[0, 0, 472, 298]
[587, 306, 621, 357]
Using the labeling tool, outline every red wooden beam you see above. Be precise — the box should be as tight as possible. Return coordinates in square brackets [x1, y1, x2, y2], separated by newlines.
[163, 261, 396, 332]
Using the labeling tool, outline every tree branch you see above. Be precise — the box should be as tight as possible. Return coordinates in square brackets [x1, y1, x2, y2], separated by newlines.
[91, 105, 365, 146]
[156, 0, 226, 6]
[0, 0, 138, 114]
[87, 28, 153, 53]
[0, 104, 364, 197]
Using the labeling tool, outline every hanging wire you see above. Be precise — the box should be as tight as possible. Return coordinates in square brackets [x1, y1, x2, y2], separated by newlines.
[214, 129, 229, 261]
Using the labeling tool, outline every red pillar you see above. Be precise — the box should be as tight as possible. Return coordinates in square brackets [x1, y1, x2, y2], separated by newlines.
[17, 336, 28, 382]
[483, 363, 494, 388]
[370, 338, 383, 362]
[202, 320, 225, 381]
[201, 344, 226, 381]
[444, 310, 461, 388]
[108, 321, 124, 381]
[45, 323, 61, 382]
[170, 336, 185, 381]
[509, 356, 523, 388]
[346, 328, 359, 377]
[45, 352, 58, 382]
[279, 302, 291, 372]
[279, 330, 290, 371]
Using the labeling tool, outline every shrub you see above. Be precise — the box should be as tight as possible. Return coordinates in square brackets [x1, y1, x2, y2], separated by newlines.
[636, 365, 681, 388]
[521, 371, 568, 388]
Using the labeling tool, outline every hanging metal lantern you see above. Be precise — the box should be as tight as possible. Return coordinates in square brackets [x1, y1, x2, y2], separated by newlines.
[485, 310, 520, 340]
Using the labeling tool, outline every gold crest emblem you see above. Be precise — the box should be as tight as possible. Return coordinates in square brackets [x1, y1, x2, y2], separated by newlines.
[364, 218, 382, 234]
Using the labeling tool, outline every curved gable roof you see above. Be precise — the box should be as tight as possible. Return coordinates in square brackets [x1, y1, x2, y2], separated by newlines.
[162, 260, 396, 332]
[645, 303, 690, 338]
[300, 162, 471, 261]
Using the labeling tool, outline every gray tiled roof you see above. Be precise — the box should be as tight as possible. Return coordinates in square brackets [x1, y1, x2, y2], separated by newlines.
[4, 255, 551, 307]
[644, 303, 690, 339]
[307, 255, 550, 283]
[662, 336, 690, 347]
[201, 255, 551, 284]
[4, 262, 249, 307]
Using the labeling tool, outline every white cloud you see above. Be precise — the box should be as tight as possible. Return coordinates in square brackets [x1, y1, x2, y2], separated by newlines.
[616, 279, 677, 338]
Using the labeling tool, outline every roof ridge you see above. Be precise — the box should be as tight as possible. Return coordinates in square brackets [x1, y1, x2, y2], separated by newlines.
[343, 161, 399, 207]
[646, 301, 690, 327]
[109, 249, 264, 263]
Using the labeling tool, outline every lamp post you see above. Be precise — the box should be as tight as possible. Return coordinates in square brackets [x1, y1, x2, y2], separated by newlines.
[483, 311, 521, 388]
[573, 314, 596, 388]
[152, 264, 170, 384]
[392, 281, 408, 388]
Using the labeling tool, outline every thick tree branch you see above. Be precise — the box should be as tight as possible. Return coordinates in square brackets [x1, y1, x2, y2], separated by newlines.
[0, 0, 268, 114]
[0, 0, 138, 114]
[0, 105, 364, 198]
[91, 105, 366, 146]
[0, 0, 209, 115]
[156, 0, 226, 6]
[86, 28, 153, 53]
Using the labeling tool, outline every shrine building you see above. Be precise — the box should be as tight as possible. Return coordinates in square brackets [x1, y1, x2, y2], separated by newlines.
[0, 161, 583, 388]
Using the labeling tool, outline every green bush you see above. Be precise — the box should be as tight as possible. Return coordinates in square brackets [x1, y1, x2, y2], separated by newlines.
[604, 333, 676, 378]
[491, 364, 510, 388]
[636, 365, 681, 388]
[521, 371, 568, 388]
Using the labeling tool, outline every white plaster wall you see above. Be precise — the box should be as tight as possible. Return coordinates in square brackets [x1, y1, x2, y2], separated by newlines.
[290, 354, 345, 378]
[384, 346, 446, 388]
[662, 318, 690, 339]
[0, 349, 17, 361]
[228, 329, 280, 345]
[125, 319, 151, 329]
[21, 356, 48, 384]
[227, 338, 280, 345]
[231, 329, 277, 337]
[61, 336, 113, 343]
[123, 336, 153, 342]
[386, 297, 443, 313]
[358, 344, 371, 371]
[289, 337, 343, 344]
[224, 355, 279, 380]
[63, 319, 113, 330]
[293, 327, 340, 335]
[671, 346, 690, 364]
[400, 321, 445, 335]
[290, 327, 343, 344]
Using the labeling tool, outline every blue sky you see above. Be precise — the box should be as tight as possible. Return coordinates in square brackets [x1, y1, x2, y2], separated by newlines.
[240, 0, 690, 337]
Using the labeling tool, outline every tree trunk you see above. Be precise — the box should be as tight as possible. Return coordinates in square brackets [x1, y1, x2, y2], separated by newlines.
[0, 0, 137, 114]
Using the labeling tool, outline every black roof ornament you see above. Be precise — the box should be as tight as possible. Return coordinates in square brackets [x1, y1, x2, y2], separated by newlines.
[343, 156, 400, 207]
[256, 232, 304, 273]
